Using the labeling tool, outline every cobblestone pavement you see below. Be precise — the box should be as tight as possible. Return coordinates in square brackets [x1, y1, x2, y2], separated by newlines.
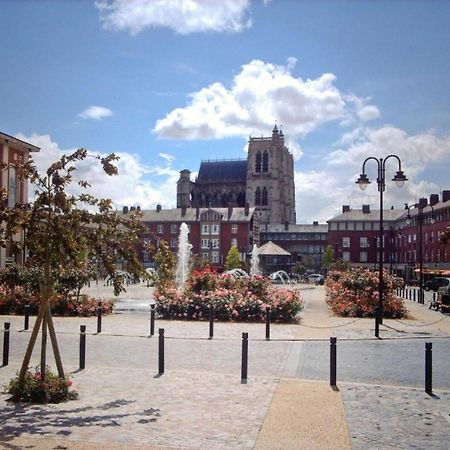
[342, 384, 450, 450]
[1, 283, 450, 448]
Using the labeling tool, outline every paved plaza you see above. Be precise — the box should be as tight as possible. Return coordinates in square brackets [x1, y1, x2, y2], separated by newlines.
[1, 284, 450, 449]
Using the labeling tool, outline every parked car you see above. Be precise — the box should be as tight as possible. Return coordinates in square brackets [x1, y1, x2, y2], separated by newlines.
[424, 277, 450, 292]
[437, 280, 450, 313]
[308, 273, 324, 285]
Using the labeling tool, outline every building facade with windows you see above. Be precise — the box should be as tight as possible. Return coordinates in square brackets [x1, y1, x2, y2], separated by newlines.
[176, 125, 296, 229]
[122, 205, 259, 270]
[0, 132, 40, 267]
[260, 222, 328, 272]
[327, 204, 404, 269]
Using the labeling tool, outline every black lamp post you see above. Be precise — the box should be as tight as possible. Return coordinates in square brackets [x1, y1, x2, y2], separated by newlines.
[356, 156, 407, 329]
[405, 202, 435, 304]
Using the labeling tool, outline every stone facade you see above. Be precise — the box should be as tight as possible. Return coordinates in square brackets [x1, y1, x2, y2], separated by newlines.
[176, 125, 296, 229]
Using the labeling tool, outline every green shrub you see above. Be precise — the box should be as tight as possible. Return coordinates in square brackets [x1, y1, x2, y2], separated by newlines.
[3, 367, 78, 404]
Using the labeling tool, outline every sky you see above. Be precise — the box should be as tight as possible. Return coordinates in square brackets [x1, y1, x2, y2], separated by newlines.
[1, 0, 450, 223]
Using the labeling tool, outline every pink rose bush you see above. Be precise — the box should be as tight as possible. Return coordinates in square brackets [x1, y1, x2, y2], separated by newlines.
[154, 267, 303, 323]
[325, 267, 407, 318]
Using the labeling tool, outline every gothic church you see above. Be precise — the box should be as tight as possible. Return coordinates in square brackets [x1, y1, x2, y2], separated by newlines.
[176, 125, 296, 228]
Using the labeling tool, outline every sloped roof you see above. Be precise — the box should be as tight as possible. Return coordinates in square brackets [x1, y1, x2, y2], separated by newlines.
[256, 241, 291, 256]
[197, 160, 247, 183]
[328, 209, 405, 222]
[0, 132, 40, 152]
[121, 207, 255, 223]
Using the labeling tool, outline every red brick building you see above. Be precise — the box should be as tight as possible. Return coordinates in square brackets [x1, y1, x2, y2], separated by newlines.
[0, 132, 40, 267]
[122, 205, 259, 270]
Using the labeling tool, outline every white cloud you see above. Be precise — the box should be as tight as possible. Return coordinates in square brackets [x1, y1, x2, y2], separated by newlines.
[95, 0, 252, 35]
[15, 133, 178, 210]
[154, 58, 351, 147]
[78, 106, 113, 121]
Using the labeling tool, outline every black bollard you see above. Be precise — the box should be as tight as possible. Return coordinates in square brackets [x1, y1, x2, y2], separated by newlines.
[413, 289, 416, 302]
[265, 307, 271, 341]
[241, 332, 248, 383]
[79, 325, 86, 370]
[97, 302, 102, 333]
[3, 323, 10, 366]
[150, 305, 155, 336]
[24, 303, 30, 331]
[158, 328, 165, 374]
[209, 305, 214, 339]
[375, 306, 380, 338]
[425, 342, 432, 395]
[330, 337, 337, 387]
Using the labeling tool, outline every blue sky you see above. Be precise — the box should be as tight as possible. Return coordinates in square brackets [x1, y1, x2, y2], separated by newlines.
[1, 0, 450, 222]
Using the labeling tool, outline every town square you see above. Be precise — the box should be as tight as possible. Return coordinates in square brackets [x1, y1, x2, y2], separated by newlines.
[1, 1, 450, 449]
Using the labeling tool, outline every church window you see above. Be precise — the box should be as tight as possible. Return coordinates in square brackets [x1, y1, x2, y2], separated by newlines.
[255, 152, 261, 173]
[262, 187, 268, 205]
[255, 187, 261, 205]
[262, 151, 269, 172]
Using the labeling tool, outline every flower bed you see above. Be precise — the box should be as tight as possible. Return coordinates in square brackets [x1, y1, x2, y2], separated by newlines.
[325, 268, 407, 318]
[0, 285, 113, 317]
[3, 367, 78, 403]
[154, 268, 303, 323]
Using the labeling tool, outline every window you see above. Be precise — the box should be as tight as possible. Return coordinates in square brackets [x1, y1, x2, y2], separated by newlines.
[157, 224, 164, 234]
[262, 187, 268, 205]
[360, 237, 368, 248]
[343, 251, 350, 261]
[8, 167, 17, 207]
[170, 238, 177, 248]
[338, 222, 346, 231]
[342, 237, 350, 248]
[211, 239, 219, 249]
[211, 252, 219, 263]
[201, 253, 209, 260]
[255, 152, 261, 173]
[363, 222, 372, 231]
[356, 222, 363, 231]
[231, 238, 238, 247]
[211, 224, 220, 234]
[329, 223, 337, 231]
[255, 187, 261, 205]
[202, 224, 210, 234]
[171, 224, 178, 234]
[347, 222, 355, 231]
[201, 239, 209, 249]
[360, 251, 368, 262]
[262, 151, 269, 172]
[231, 224, 238, 234]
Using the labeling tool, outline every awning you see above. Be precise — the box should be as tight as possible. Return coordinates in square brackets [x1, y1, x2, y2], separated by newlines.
[414, 268, 450, 276]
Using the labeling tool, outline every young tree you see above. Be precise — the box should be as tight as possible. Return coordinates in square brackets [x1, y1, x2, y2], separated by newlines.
[0, 149, 147, 387]
[154, 240, 176, 284]
[225, 246, 241, 270]
[322, 245, 335, 272]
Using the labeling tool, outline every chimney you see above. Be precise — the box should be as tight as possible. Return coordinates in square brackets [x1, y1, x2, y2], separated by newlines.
[156, 204, 161, 212]
[181, 205, 187, 217]
[122, 206, 129, 214]
[284, 221, 289, 231]
[136, 206, 141, 212]
[443, 190, 450, 203]
[362, 204, 370, 214]
[130, 206, 136, 212]
[342, 205, 350, 213]
[244, 202, 249, 216]
[430, 194, 439, 206]
[228, 203, 233, 219]
[313, 221, 318, 226]
[418, 198, 428, 209]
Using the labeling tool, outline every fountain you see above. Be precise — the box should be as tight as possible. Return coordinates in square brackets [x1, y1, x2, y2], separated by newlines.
[269, 270, 291, 285]
[250, 244, 260, 276]
[175, 222, 192, 289]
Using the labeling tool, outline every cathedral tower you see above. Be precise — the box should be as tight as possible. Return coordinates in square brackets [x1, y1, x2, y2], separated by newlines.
[245, 125, 296, 229]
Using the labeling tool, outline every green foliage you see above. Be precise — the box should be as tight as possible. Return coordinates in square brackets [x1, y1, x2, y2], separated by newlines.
[322, 245, 335, 270]
[3, 367, 78, 403]
[292, 261, 306, 275]
[154, 240, 176, 284]
[225, 246, 241, 270]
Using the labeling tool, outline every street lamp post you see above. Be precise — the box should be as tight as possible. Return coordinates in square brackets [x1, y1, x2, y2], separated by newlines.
[405, 202, 435, 304]
[356, 156, 407, 330]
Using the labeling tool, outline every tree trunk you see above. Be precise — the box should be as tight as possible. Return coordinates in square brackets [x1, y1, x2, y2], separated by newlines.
[46, 305, 65, 378]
